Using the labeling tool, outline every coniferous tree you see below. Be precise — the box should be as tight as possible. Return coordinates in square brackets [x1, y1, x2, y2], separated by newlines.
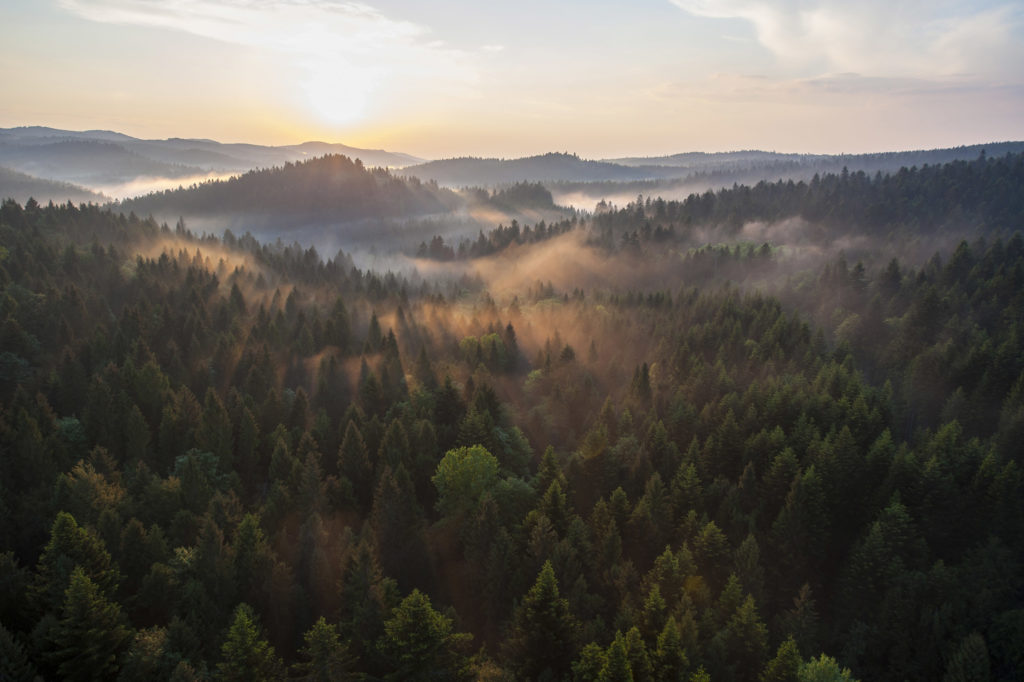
[217, 603, 283, 682]
[377, 589, 472, 681]
[44, 566, 131, 681]
[292, 616, 354, 682]
[504, 560, 578, 680]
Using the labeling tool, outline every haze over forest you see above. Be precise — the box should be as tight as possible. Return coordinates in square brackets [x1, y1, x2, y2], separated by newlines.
[3, 1, 1024, 681]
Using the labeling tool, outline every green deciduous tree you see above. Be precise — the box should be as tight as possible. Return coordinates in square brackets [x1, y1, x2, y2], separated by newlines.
[432, 445, 501, 518]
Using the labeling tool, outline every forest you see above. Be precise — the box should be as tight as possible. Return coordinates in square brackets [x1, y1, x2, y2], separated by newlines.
[1, 151, 1023, 681]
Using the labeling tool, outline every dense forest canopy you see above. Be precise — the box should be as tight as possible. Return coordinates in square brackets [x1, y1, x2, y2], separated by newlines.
[119, 155, 459, 222]
[0, 151, 1022, 681]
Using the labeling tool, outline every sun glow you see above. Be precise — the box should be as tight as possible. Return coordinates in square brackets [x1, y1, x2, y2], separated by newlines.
[302, 62, 378, 126]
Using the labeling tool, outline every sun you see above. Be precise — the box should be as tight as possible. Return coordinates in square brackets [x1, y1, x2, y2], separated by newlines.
[302, 62, 377, 127]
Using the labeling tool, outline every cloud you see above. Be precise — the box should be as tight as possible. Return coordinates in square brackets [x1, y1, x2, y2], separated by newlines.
[653, 71, 1024, 103]
[58, 0, 479, 123]
[669, 0, 1024, 80]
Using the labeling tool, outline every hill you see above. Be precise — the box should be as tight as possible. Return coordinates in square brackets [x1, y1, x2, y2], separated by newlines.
[0, 166, 107, 204]
[119, 153, 456, 222]
[0, 126, 425, 189]
[404, 143, 1024, 191]
[401, 152, 684, 186]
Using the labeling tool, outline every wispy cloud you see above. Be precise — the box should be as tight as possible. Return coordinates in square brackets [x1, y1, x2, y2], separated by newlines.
[669, 0, 1024, 81]
[58, 0, 478, 124]
[654, 71, 1024, 103]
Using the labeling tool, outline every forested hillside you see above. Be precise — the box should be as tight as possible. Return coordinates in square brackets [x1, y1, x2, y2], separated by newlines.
[119, 154, 458, 222]
[1, 152, 1022, 681]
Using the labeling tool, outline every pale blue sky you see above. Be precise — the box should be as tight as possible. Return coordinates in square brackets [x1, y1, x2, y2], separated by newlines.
[2, 0, 1022, 157]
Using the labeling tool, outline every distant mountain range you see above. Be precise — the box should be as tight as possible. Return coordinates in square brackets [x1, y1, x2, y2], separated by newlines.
[5, 125, 1023, 211]
[0, 126, 424, 187]
[399, 153, 686, 186]
[402, 143, 1024, 188]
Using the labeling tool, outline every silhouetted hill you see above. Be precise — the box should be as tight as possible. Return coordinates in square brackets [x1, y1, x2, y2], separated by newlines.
[402, 152, 684, 186]
[119, 154, 456, 221]
[0, 137, 201, 184]
[404, 144, 1024, 190]
[0, 166, 107, 205]
[608, 142, 1024, 174]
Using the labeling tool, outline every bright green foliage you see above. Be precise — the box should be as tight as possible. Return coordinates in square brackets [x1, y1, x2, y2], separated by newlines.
[655, 616, 689, 681]
[45, 566, 131, 681]
[574, 642, 608, 681]
[217, 603, 283, 682]
[761, 637, 801, 682]
[118, 627, 181, 681]
[797, 655, 858, 682]
[32, 511, 119, 613]
[377, 589, 472, 680]
[601, 633, 634, 682]
[689, 667, 712, 682]
[624, 627, 653, 682]
[432, 445, 500, 517]
[292, 617, 354, 682]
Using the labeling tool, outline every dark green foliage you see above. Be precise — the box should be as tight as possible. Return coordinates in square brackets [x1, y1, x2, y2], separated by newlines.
[1, 157, 1023, 682]
[0, 621, 39, 682]
[44, 566, 131, 681]
[377, 589, 472, 680]
[504, 560, 578, 680]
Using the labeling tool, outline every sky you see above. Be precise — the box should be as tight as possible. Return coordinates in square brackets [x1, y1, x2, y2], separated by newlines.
[2, 0, 1023, 159]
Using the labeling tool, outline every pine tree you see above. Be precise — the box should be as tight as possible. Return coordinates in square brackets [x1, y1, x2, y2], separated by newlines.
[45, 566, 131, 681]
[761, 636, 801, 682]
[292, 616, 354, 682]
[217, 603, 283, 682]
[371, 464, 430, 593]
[196, 388, 233, 467]
[32, 511, 119, 614]
[655, 616, 689, 681]
[0, 621, 39, 682]
[943, 632, 990, 682]
[338, 420, 372, 512]
[377, 589, 472, 680]
[602, 633, 635, 681]
[504, 560, 577, 680]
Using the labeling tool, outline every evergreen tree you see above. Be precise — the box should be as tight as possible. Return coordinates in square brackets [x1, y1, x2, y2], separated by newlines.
[0, 621, 39, 682]
[377, 589, 472, 681]
[45, 566, 131, 681]
[292, 617, 354, 682]
[217, 603, 283, 682]
[32, 511, 119, 614]
[761, 636, 801, 682]
[504, 560, 578, 680]
[655, 616, 689, 681]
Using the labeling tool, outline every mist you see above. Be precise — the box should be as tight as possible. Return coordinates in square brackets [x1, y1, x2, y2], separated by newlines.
[95, 171, 240, 201]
